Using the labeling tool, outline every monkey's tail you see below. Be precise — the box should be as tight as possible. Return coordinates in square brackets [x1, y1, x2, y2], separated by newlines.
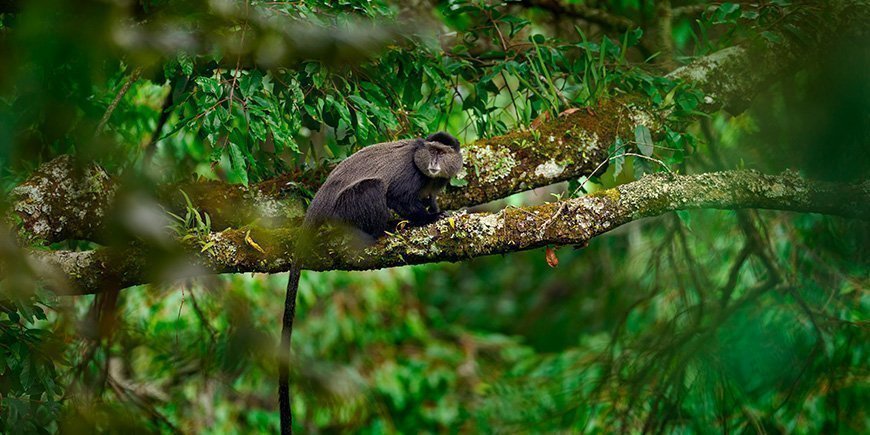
[279, 263, 302, 435]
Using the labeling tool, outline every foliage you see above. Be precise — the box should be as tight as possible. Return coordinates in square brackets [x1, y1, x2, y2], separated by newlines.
[0, 293, 63, 434]
[0, 0, 867, 433]
[166, 190, 214, 251]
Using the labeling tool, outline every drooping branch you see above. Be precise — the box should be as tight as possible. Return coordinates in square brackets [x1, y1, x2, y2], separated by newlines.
[653, 0, 676, 68]
[25, 170, 869, 295]
[672, 4, 713, 18]
[515, 0, 636, 31]
[668, 1, 863, 113]
[95, 67, 143, 136]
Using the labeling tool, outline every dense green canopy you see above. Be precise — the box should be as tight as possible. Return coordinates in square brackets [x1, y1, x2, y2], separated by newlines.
[0, 1, 867, 433]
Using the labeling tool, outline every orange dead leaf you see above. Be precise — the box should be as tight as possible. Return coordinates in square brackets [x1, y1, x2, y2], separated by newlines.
[545, 246, 559, 268]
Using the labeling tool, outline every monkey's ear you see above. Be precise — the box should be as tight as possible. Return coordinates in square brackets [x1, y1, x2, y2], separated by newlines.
[426, 132, 460, 150]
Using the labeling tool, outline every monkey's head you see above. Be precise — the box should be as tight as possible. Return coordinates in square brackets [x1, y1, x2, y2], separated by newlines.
[414, 132, 463, 179]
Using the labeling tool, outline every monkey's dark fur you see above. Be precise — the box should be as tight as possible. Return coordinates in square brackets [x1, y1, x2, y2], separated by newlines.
[279, 132, 462, 434]
[306, 131, 461, 237]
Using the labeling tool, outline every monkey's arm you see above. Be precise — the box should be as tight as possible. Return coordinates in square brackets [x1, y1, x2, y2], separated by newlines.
[425, 194, 440, 214]
[389, 196, 442, 225]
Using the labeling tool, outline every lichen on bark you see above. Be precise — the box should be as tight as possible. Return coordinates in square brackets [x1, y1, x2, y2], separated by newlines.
[10, 155, 116, 244]
[24, 170, 868, 295]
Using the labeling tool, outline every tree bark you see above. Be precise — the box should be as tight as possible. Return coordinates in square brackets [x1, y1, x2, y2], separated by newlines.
[5, 1, 867, 295]
[8, 12, 832, 245]
[21, 170, 868, 295]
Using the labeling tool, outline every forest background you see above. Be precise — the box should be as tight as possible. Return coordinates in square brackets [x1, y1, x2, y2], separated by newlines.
[0, 0, 867, 433]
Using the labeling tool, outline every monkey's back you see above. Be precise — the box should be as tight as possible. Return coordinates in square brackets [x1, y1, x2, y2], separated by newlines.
[304, 139, 422, 234]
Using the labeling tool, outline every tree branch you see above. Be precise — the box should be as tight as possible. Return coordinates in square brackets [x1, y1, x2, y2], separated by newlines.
[95, 67, 143, 136]
[653, 0, 676, 68]
[516, 0, 636, 31]
[11, 99, 635, 243]
[11, 1, 864, 244]
[667, 1, 862, 113]
[24, 170, 869, 295]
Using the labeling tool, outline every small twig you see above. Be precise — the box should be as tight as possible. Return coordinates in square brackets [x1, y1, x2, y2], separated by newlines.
[188, 289, 217, 339]
[539, 200, 569, 237]
[107, 376, 182, 434]
[95, 67, 142, 136]
[156, 97, 229, 142]
[143, 80, 178, 165]
[719, 242, 753, 306]
[175, 286, 186, 348]
[225, 4, 249, 120]
[486, 8, 511, 53]
[571, 145, 673, 198]
[623, 152, 674, 173]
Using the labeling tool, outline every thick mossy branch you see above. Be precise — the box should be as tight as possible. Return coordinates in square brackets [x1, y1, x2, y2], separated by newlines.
[9, 156, 116, 244]
[10, 100, 636, 244]
[8, 1, 867, 246]
[25, 170, 869, 295]
[14, 0, 861, 245]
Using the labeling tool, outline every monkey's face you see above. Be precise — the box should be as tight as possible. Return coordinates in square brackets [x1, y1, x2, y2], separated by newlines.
[415, 142, 463, 179]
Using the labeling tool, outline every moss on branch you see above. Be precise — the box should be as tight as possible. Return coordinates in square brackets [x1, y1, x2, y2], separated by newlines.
[24, 170, 868, 295]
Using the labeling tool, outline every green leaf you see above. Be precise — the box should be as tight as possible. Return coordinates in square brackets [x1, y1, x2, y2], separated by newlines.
[761, 31, 783, 44]
[227, 143, 249, 185]
[303, 103, 319, 120]
[718, 3, 740, 14]
[633, 156, 653, 179]
[333, 98, 352, 127]
[713, 3, 741, 24]
[249, 117, 267, 142]
[626, 28, 643, 47]
[195, 76, 222, 97]
[239, 70, 264, 99]
[178, 53, 194, 76]
[163, 59, 178, 79]
[20, 360, 32, 389]
[354, 110, 371, 141]
[501, 15, 530, 37]
[634, 124, 654, 156]
[611, 137, 625, 177]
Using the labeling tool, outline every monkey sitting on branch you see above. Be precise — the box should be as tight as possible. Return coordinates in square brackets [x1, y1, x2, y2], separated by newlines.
[278, 132, 463, 434]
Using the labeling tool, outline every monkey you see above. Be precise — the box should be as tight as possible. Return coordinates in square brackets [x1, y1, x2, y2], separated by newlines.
[278, 132, 463, 434]
[303, 131, 462, 239]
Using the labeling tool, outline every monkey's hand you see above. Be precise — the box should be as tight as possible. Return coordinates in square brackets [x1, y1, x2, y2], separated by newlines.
[424, 194, 441, 214]
[415, 211, 445, 225]
[430, 211, 448, 222]
[391, 198, 443, 226]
